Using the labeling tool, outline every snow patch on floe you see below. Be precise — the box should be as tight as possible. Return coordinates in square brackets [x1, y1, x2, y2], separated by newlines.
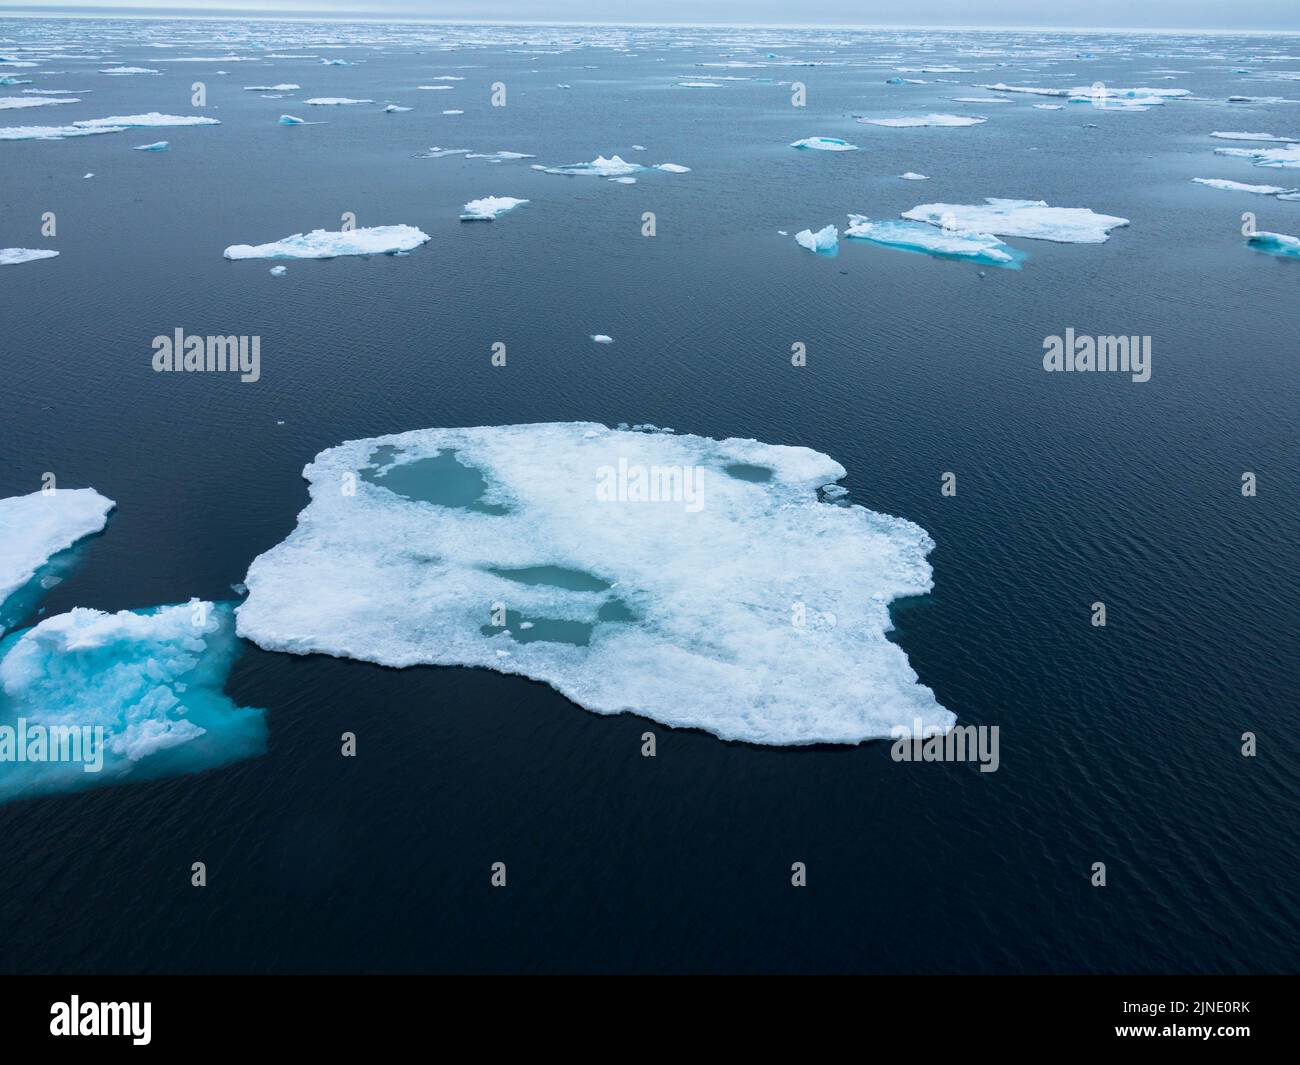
[224, 224, 430, 260]
[460, 196, 528, 220]
[859, 113, 985, 127]
[902, 198, 1129, 243]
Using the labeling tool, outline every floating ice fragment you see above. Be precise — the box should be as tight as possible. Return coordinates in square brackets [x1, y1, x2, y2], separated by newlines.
[845, 215, 1018, 267]
[794, 224, 839, 254]
[133, 140, 168, 151]
[0, 489, 113, 610]
[542, 154, 643, 177]
[1247, 230, 1300, 258]
[1210, 131, 1297, 141]
[278, 114, 306, 125]
[244, 83, 299, 91]
[1192, 177, 1293, 195]
[0, 95, 78, 109]
[0, 124, 124, 140]
[900, 171, 929, 179]
[75, 113, 220, 128]
[653, 162, 690, 172]
[590, 334, 614, 344]
[223, 224, 431, 260]
[99, 66, 160, 75]
[269, 265, 286, 276]
[1215, 143, 1300, 169]
[442, 109, 464, 114]
[234, 423, 953, 746]
[860, 113, 985, 127]
[790, 136, 859, 151]
[460, 196, 528, 221]
[303, 97, 373, 105]
[383, 104, 412, 112]
[0, 247, 59, 265]
[902, 198, 1129, 243]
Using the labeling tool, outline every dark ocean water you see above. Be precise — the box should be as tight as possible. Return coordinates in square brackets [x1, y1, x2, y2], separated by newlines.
[1, 18, 1297, 973]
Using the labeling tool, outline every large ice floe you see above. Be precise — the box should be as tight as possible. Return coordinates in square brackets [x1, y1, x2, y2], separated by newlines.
[902, 198, 1129, 243]
[74, 113, 220, 128]
[1247, 230, 1300, 259]
[859, 113, 985, 127]
[0, 489, 114, 614]
[790, 136, 859, 150]
[0, 601, 266, 803]
[0, 247, 59, 265]
[845, 216, 1019, 267]
[460, 196, 528, 221]
[1215, 143, 1300, 169]
[223, 224, 430, 259]
[235, 424, 953, 746]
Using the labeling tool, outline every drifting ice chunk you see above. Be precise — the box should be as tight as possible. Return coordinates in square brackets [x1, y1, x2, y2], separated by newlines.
[278, 114, 306, 125]
[223, 224, 431, 260]
[460, 196, 528, 221]
[0, 247, 59, 265]
[1247, 230, 1300, 259]
[902, 198, 1129, 243]
[0, 489, 113, 611]
[845, 216, 1017, 266]
[304, 97, 373, 106]
[133, 140, 168, 151]
[790, 136, 859, 151]
[654, 162, 690, 172]
[234, 423, 953, 746]
[269, 265, 287, 276]
[542, 154, 643, 176]
[383, 104, 412, 113]
[978, 84, 1068, 96]
[99, 66, 159, 75]
[1215, 143, 1300, 169]
[1192, 177, 1293, 195]
[0, 124, 123, 140]
[900, 171, 929, 179]
[0, 601, 266, 803]
[0, 95, 78, 109]
[794, 224, 839, 254]
[74, 113, 220, 128]
[244, 83, 300, 91]
[464, 150, 535, 161]
[860, 113, 986, 127]
[590, 334, 614, 344]
[1210, 131, 1296, 141]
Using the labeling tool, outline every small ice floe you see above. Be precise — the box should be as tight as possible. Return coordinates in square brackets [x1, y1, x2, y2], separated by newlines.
[590, 334, 614, 343]
[1192, 177, 1294, 195]
[0, 76, 31, 86]
[75, 113, 220, 128]
[460, 196, 528, 221]
[244, 84, 299, 91]
[417, 84, 453, 90]
[979, 83, 1069, 96]
[442, 109, 464, 114]
[556, 83, 571, 89]
[632, 144, 646, 150]
[900, 171, 929, 179]
[951, 96, 1010, 103]
[0, 95, 78, 109]
[320, 58, 352, 66]
[1215, 143, 1300, 169]
[99, 66, 160, 76]
[0, 124, 123, 140]
[677, 81, 720, 87]
[383, 104, 412, 112]
[794, 225, 839, 254]
[609, 176, 636, 183]
[133, 140, 169, 151]
[789, 136, 859, 151]
[304, 97, 373, 106]
[542, 154, 642, 177]
[902, 198, 1129, 243]
[278, 114, 307, 125]
[1247, 230, 1300, 259]
[428, 75, 464, 81]
[464, 150, 535, 161]
[845, 216, 1017, 266]
[83, 172, 92, 178]
[419, 145, 471, 157]
[0, 488, 113, 608]
[0, 248, 59, 265]
[1033, 103, 1064, 110]
[269, 265, 287, 276]
[224, 224, 431, 260]
[861, 113, 986, 127]
[654, 162, 690, 172]
[1210, 131, 1297, 141]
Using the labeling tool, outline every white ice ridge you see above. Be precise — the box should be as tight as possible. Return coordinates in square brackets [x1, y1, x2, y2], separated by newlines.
[0, 248, 59, 265]
[0, 489, 114, 609]
[903, 198, 1130, 243]
[541, 154, 643, 176]
[304, 97, 374, 105]
[1215, 143, 1300, 169]
[0, 95, 78, 109]
[859, 113, 986, 127]
[235, 423, 953, 746]
[846, 215, 1014, 265]
[223, 224, 431, 259]
[795, 224, 839, 253]
[0, 601, 266, 803]
[74, 113, 220, 128]
[1192, 178, 1294, 195]
[790, 136, 859, 150]
[460, 196, 528, 220]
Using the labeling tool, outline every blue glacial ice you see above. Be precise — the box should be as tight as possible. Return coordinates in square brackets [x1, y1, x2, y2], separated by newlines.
[0, 247, 59, 265]
[845, 216, 1020, 267]
[0, 488, 114, 615]
[278, 114, 307, 125]
[902, 198, 1130, 243]
[1248, 230, 1300, 259]
[133, 140, 169, 151]
[790, 136, 859, 151]
[234, 423, 953, 746]
[460, 196, 528, 220]
[0, 601, 266, 803]
[795, 224, 839, 254]
[223, 224, 431, 259]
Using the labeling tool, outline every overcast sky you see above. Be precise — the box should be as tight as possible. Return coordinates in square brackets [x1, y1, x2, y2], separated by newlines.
[6, 1, 1299, 32]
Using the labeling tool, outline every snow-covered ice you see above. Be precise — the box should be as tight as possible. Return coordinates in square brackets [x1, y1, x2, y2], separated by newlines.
[133, 140, 168, 151]
[790, 136, 859, 151]
[902, 198, 1130, 243]
[795, 224, 839, 254]
[0, 601, 266, 802]
[1192, 177, 1293, 194]
[1210, 131, 1296, 142]
[590, 334, 614, 344]
[0, 247, 59, 265]
[234, 423, 953, 746]
[0, 124, 123, 140]
[304, 97, 373, 106]
[99, 66, 159, 76]
[542, 154, 643, 177]
[845, 215, 1017, 266]
[460, 196, 528, 220]
[244, 83, 299, 91]
[0, 489, 114, 611]
[1215, 143, 1300, 169]
[75, 113, 219, 128]
[223, 224, 431, 260]
[900, 171, 929, 179]
[269, 265, 287, 276]
[859, 113, 986, 127]
[0, 95, 78, 109]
